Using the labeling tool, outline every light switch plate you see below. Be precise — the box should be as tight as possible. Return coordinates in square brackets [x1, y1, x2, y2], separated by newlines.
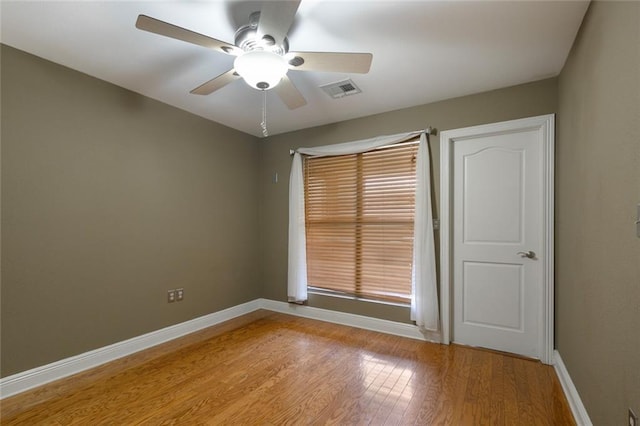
[636, 204, 640, 238]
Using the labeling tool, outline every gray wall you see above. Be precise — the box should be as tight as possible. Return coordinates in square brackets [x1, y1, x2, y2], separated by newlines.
[259, 78, 557, 322]
[1, 45, 261, 376]
[556, 2, 640, 424]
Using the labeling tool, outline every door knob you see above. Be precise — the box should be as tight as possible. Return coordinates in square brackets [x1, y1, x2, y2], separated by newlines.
[517, 250, 536, 259]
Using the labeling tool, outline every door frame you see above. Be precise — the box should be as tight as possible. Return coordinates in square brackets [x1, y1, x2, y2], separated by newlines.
[439, 114, 555, 364]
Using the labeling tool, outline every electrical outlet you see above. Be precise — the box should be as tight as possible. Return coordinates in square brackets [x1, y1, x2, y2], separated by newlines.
[167, 290, 176, 303]
[630, 408, 638, 426]
[176, 288, 184, 301]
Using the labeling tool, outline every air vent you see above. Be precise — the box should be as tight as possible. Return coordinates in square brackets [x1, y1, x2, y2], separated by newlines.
[320, 79, 362, 99]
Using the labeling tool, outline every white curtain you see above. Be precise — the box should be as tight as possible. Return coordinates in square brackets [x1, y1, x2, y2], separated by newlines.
[410, 133, 439, 331]
[287, 152, 308, 303]
[288, 130, 439, 331]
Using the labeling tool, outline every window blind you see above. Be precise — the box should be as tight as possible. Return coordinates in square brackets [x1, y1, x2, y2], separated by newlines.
[303, 142, 418, 304]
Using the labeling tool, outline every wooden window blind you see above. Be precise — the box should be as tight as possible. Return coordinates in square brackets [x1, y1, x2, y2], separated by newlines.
[303, 142, 418, 304]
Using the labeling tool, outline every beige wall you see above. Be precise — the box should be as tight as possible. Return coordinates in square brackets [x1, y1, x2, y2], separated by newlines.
[1, 45, 261, 376]
[556, 2, 640, 424]
[259, 78, 557, 322]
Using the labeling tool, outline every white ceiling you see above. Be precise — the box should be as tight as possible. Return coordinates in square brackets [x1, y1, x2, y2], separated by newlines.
[1, 1, 589, 137]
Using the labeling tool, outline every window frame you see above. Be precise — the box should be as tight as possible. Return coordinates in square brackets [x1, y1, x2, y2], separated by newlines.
[302, 140, 419, 306]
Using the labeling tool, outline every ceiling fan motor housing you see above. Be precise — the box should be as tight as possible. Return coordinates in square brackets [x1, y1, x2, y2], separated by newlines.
[234, 12, 289, 56]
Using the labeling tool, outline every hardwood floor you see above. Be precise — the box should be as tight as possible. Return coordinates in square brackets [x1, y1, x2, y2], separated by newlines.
[1, 311, 574, 425]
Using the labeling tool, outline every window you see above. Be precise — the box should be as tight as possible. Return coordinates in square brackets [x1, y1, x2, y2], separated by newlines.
[303, 142, 418, 304]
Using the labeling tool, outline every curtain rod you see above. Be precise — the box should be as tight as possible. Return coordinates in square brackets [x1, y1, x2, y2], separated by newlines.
[289, 126, 437, 156]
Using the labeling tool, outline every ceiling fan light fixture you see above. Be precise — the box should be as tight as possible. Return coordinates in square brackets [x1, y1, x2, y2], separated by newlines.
[234, 50, 288, 90]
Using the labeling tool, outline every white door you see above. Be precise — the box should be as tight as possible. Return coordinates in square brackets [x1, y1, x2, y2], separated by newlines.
[440, 115, 554, 362]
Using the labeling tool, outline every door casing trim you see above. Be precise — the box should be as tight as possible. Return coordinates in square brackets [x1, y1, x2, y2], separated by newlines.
[439, 114, 555, 364]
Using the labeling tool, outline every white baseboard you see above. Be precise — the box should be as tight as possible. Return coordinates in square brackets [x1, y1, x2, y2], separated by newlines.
[0, 299, 262, 399]
[553, 350, 592, 426]
[0, 298, 439, 399]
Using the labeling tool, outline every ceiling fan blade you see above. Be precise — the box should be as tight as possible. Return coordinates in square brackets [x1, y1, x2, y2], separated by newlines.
[287, 51, 373, 74]
[136, 15, 240, 55]
[190, 69, 241, 95]
[257, 0, 301, 46]
[274, 75, 306, 109]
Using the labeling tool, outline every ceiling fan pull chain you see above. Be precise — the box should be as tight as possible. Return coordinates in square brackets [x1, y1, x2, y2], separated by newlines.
[261, 90, 269, 137]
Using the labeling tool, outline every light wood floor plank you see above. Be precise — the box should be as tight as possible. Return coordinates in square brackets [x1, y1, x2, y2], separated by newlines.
[1, 311, 575, 425]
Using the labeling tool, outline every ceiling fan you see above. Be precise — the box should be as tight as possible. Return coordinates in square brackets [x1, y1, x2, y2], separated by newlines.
[135, 0, 373, 110]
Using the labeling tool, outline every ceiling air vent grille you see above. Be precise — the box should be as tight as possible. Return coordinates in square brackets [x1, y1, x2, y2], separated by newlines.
[320, 79, 362, 99]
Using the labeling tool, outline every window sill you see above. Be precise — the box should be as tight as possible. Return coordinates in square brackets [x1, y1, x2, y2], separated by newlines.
[308, 288, 410, 308]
